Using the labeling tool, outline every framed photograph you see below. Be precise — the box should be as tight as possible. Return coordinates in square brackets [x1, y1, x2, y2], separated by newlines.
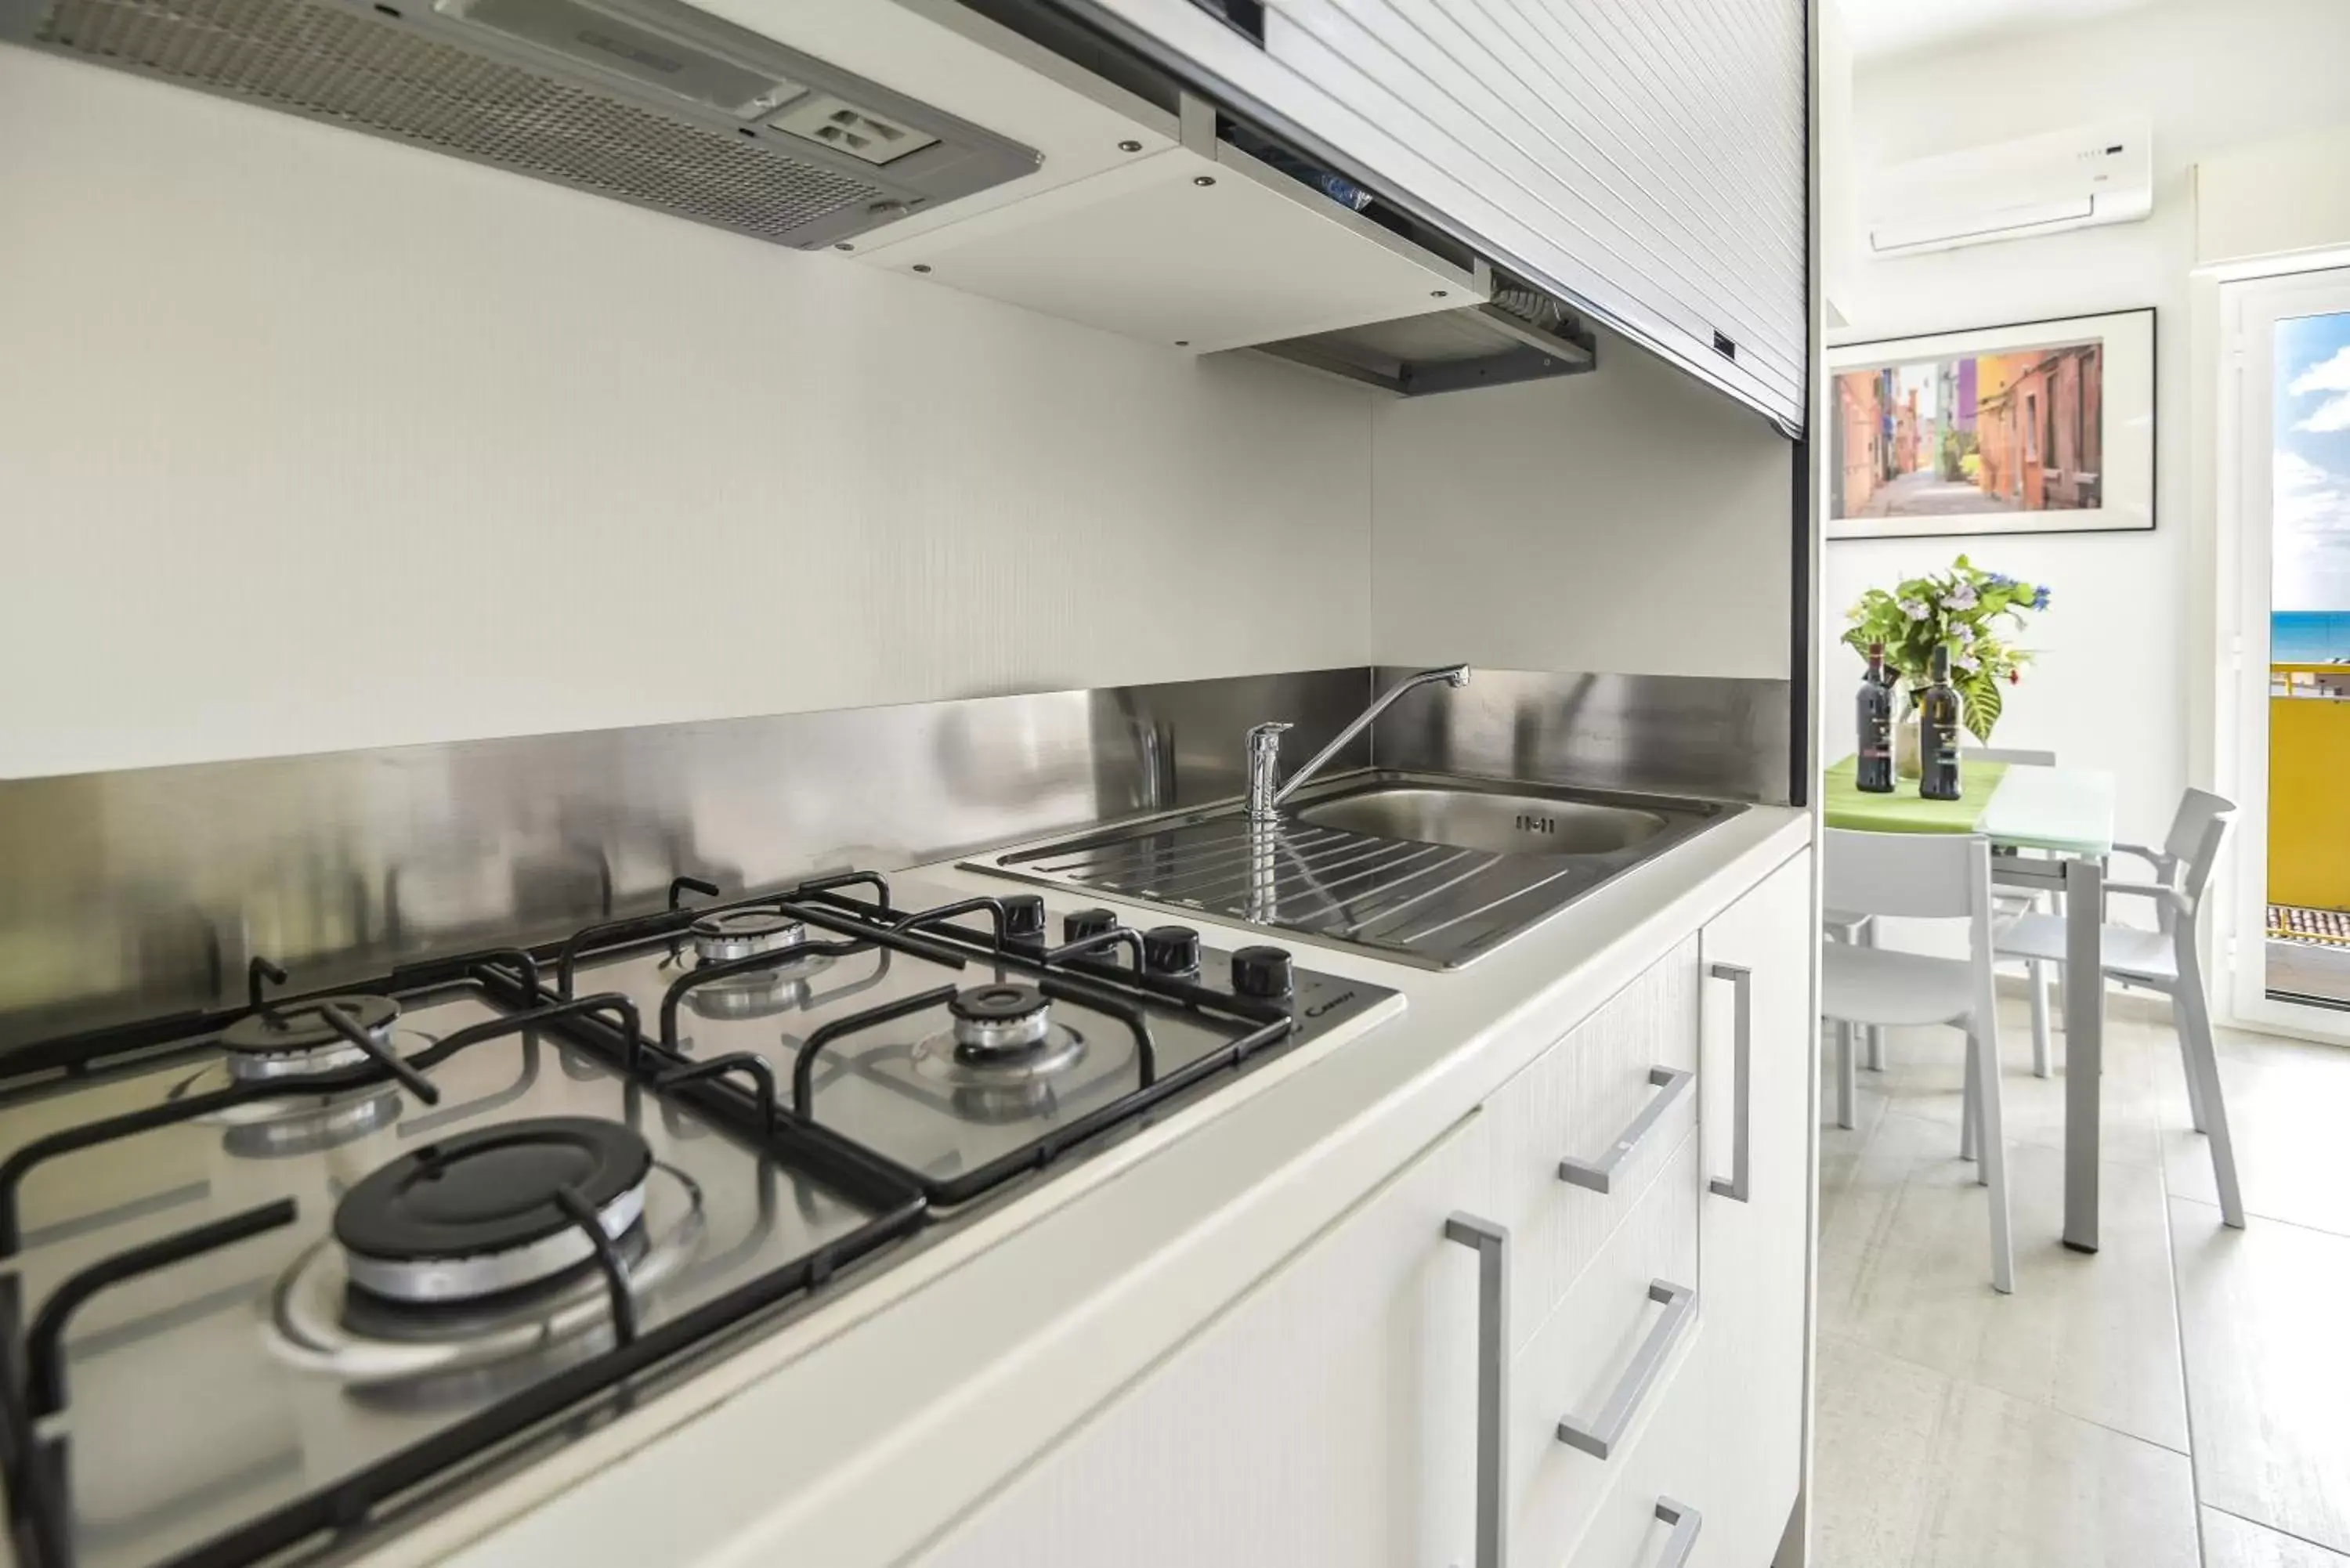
[1827, 306, 2155, 540]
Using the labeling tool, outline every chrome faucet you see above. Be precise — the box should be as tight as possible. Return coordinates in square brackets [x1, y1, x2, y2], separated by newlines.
[1246, 664, 1471, 824]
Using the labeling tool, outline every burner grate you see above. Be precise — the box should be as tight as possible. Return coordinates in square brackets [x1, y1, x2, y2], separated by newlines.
[0, 936, 926, 1568]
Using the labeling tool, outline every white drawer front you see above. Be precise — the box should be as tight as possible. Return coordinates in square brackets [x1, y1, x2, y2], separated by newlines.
[1480, 936, 1701, 1353]
[1506, 1129, 1702, 1568]
[1565, 1367, 1716, 1568]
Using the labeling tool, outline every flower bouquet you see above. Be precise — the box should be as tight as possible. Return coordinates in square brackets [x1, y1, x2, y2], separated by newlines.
[1842, 557, 2047, 760]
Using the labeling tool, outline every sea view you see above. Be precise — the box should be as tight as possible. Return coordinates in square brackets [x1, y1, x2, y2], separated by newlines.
[2275, 611, 2350, 663]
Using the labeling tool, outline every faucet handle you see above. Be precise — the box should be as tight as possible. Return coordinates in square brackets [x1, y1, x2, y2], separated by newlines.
[1246, 721, 1295, 742]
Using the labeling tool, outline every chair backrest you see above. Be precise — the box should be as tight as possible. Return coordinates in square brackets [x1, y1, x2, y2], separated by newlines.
[1824, 829, 1997, 923]
[2164, 788, 2236, 908]
[1971, 746, 2056, 767]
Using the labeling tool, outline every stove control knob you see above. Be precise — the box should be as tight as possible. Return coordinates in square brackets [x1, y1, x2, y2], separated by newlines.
[1142, 925, 1202, 975]
[1231, 945, 1295, 1000]
[1063, 907, 1120, 944]
[1002, 894, 1048, 944]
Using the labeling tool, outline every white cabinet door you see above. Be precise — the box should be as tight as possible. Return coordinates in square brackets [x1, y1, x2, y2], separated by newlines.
[913, 1113, 1497, 1568]
[1070, 0, 1810, 431]
[1692, 848, 1815, 1566]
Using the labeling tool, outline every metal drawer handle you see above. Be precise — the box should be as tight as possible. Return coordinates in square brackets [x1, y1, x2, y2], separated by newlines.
[1654, 1498, 1704, 1567]
[1708, 962, 1752, 1203]
[1444, 1212, 1510, 1568]
[1556, 1278, 1697, 1459]
[1559, 1066, 1693, 1193]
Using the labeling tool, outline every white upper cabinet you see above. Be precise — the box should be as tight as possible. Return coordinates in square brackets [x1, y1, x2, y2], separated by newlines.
[1819, 0, 1857, 327]
[1068, 0, 1812, 431]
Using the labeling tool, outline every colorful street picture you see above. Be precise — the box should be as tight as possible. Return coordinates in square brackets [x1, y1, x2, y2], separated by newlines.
[1831, 339, 2104, 520]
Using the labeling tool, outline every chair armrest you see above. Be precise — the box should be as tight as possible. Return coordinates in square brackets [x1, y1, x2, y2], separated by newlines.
[2110, 843, 2177, 873]
[2104, 880, 2192, 916]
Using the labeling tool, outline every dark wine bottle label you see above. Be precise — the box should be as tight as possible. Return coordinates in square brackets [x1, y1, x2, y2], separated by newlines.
[1855, 658, 1896, 793]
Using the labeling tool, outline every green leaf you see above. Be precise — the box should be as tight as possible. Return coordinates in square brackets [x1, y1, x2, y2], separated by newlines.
[1959, 672, 2003, 742]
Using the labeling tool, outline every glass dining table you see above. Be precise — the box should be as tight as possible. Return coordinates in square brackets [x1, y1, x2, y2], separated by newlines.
[1822, 756, 2121, 1252]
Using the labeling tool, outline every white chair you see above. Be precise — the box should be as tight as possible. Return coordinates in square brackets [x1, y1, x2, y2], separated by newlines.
[1820, 907, 1883, 1071]
[1822, 829, 2014, 1293]
[1825, 746, 2056, 1076]
[1972, 746, 2064, 1078]
[1994, 789, 2244, 1228]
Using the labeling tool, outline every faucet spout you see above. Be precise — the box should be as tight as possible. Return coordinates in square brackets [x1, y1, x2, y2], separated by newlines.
[1246, 664, 1472, 824]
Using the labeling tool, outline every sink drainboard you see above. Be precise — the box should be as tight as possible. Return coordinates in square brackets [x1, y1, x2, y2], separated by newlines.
[970, 786, 1737, 970]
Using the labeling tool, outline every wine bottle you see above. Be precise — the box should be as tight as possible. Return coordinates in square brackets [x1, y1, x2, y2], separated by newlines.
[1856, 641, 1895, 793]
[1919, 644, 1963, 801]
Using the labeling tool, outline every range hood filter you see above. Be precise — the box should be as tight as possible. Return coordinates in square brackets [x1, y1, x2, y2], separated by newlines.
[6, 0, 1037, 249]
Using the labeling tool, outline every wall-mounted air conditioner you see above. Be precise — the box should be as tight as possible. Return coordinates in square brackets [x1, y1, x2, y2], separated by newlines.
[1864, 118, 2153, 258]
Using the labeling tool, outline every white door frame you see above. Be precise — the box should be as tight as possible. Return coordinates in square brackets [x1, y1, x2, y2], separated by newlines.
[2214, 265, 2350, 1042]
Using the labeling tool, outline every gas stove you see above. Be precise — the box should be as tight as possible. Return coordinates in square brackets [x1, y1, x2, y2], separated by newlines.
[0, 870, 1398, 1568]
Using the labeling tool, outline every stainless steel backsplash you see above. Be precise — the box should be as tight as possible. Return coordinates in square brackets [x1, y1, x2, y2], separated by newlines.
[0, 667, 1788, 1052]
[1372, 667, 1791, 800]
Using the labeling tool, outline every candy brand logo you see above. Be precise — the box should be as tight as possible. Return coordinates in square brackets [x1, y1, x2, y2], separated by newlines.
[1303, 990, 1358, 1019]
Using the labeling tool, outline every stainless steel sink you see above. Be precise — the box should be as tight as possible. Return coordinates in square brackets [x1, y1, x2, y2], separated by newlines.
[967, 771, 1741, 970]
[1292, 784, 1671, 858]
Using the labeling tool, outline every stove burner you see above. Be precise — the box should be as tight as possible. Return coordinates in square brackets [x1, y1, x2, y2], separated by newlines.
[686, 973, 813, 1021]
[269, 1163, 705, 1386]
[912, 985, 1086, 1088]
[220, 1082, 404, 1159]
[173, 1031, 425, 1147]
[334, 1117, 653, 1305]
[947, 984, 1051, 1053]
[219, 994, 401, 1082]
[690, 909, 806, 966]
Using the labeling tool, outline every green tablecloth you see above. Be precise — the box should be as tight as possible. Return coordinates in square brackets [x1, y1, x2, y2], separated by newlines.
[1821, 754, 2010, 833]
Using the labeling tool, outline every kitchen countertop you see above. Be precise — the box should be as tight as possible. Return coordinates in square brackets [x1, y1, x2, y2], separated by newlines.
[381, 802, 1812, 1568]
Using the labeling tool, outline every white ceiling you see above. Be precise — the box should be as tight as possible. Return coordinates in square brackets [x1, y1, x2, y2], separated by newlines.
[1836, 0, 2172, 61]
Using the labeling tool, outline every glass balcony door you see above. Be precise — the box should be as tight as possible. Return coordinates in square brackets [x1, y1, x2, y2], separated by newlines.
[2225, 266, 2350, 1032]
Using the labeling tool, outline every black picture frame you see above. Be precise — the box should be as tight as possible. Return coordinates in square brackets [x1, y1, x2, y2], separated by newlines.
[1825, 305, 2157, 542]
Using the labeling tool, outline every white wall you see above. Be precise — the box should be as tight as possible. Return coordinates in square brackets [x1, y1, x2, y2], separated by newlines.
[2195, 123, 2350, 270]
[1827, 0, 2350, 847]
[0, 50, 1375, 780]
[1370, 330, 1795, 681]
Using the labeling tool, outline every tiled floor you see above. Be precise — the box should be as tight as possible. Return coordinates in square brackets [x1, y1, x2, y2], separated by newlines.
[1811, 993, 2350, 1567]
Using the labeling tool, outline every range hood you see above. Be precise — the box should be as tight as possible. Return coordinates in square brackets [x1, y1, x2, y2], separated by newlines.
[0, 0, 1040, 249]
[3, 0, 1597, 392]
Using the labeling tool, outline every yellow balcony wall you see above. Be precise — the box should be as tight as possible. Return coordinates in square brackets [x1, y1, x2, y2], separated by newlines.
[2270, 663, 2350, 911]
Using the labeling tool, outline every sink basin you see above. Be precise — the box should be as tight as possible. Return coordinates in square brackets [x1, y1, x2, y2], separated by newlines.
[1292, 785, 1669, 858]
[971, 771, 1741, 969]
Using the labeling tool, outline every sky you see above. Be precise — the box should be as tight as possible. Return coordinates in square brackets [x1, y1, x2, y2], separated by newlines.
[1896, 362, 1940, 425]
[2275, 309, 2350, 613]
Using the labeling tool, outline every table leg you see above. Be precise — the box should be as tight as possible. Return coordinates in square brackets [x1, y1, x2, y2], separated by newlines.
[2062, 855, 2104, 1253]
